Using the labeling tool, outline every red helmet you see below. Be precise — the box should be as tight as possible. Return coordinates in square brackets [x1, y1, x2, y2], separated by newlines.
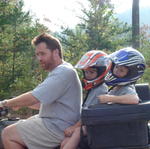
[75, 50, 112, 90]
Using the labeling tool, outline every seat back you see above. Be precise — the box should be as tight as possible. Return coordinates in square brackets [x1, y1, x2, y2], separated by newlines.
[135, 83, 150, 102]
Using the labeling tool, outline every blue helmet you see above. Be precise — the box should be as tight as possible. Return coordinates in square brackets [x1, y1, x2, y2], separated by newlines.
[105, 47, 146, 86]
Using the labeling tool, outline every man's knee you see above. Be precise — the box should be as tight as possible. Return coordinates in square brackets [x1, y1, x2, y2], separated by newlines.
[2, 124, 25, 145]
[2, 125, 14, 140]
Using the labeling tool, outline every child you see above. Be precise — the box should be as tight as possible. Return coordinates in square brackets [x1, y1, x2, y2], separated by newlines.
[60, 50, 112, 149]
[98, 47, 146, 104]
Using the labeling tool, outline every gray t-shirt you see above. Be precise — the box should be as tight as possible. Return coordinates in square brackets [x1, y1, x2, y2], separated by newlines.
[83, 83, 108, 108]
[108, 84, 137, 96]
[32, 61, 82, 135]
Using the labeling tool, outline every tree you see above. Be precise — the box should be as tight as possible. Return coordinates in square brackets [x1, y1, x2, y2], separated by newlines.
[56, 26, 89, 65]
[0, 0, 49, 99]
[78, 0, 131, 51]
[132, 0, 140, 48]
[57, 0, 131, 65]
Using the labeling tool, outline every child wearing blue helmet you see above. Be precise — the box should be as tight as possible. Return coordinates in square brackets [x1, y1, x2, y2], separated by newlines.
[98, 47, 146, 104]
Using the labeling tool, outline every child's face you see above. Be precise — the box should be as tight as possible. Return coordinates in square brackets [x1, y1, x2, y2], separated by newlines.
[113, 65, 129, 78]
[84, 67, 98, 80]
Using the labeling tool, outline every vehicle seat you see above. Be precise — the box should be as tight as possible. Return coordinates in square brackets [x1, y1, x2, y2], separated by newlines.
[135, 83, 150, 102]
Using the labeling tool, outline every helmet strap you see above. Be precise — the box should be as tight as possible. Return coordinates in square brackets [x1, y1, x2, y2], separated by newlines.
[83, 78, 104, 90]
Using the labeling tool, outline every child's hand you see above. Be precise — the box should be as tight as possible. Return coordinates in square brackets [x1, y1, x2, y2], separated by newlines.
[98, 94, 112, 103]
[64, 125, 76, 137]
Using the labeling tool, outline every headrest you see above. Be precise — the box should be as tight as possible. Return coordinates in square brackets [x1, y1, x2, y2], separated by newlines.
[135, 84, 150, 102]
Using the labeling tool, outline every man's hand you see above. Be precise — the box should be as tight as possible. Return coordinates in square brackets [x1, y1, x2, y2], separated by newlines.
[0, 100, 8, 107]
[64, 125, 77, 137]
[0, 102, 3, 108]
[0, 100, 21, 111]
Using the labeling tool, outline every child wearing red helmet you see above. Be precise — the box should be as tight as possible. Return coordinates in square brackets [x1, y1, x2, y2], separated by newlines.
[60, 50, 112, 149]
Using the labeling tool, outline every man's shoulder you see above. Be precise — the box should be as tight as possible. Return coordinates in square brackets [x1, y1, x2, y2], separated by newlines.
[52, 61, 77, 77]
[58, 62, 75, 72]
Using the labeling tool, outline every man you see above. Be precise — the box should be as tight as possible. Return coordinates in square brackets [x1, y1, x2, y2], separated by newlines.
[0, 33, 82, 149]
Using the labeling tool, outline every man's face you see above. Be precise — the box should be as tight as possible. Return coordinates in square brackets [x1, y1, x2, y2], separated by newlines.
[35, 42, 55, 71]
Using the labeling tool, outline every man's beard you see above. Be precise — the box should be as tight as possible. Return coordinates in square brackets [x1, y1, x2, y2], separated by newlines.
[42, 59, 56, 71]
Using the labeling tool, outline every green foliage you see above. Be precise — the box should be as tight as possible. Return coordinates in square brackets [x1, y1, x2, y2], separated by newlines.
[0, 0, 49, 99]
[1, 0, 150, 104]
[56, 26, 89, 65]
[56, 0, 149, 85]
[57, 0, 132, 67]
[138, 25, 150, 85]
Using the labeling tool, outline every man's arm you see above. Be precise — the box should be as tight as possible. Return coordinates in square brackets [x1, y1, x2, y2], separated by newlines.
[64, 120, 81, 137]
[28, 103, 41, 110]
[0, 92, 39, 108]
[98, 94, 139, 104]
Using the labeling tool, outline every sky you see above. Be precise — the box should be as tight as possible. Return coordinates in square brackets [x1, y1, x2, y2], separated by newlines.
[23, 0, 150, 32]
[111, 0, 150, 13]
